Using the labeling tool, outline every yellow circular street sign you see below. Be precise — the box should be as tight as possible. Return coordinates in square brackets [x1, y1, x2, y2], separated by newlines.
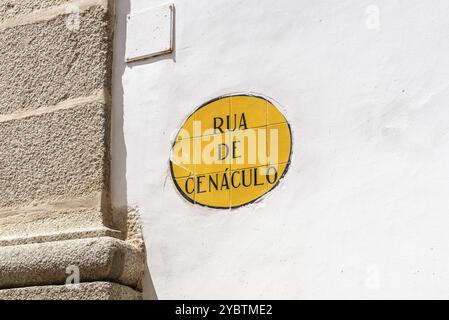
[170, 94, 292, 209]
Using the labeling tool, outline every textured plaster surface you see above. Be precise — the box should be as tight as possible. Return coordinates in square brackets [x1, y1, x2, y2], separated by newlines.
[115, 0, 449, 299]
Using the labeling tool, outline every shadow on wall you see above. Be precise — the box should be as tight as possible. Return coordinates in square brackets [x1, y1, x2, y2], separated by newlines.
[111, 0, 158, 300]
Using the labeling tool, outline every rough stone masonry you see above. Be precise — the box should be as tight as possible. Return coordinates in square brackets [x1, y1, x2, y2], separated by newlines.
[0, 0, 146, 300]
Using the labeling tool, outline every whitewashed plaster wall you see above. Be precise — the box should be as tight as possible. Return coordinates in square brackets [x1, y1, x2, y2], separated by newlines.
[112, 0, 449, 299]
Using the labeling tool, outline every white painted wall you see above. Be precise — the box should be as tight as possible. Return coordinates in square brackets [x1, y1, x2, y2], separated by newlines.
[112, 0, 449, 299]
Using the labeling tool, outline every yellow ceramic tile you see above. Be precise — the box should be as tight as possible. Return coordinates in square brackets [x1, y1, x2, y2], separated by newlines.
[175, 113, 195, 141]
[266, 123, 292, 165]
[230, 95, 267, 130]
[267, 101, 287, 126]
[171, 138, 195, 178]
[171, 162, 194, 179]
[173, 176, 196, 206]
[195, 171, 231, 209]
[230, 166, 269, 208]
[194, 133, 231, 175]
[229, 127, 269, 171]
[265, 163, 289, 194]
[194, 97, 232, 136]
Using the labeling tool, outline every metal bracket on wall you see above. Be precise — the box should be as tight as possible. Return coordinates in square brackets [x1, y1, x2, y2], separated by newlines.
[125, 3, 174, 63]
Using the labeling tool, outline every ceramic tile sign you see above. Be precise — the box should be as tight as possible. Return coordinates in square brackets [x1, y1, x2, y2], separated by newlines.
[170, 94, 292, 209]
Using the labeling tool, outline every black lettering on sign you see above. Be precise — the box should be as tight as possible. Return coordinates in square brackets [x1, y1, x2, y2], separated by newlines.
[231, 171, 241, 189]
[185, 177, 195, 195]
[209, 174, 219, 192]
[232, 140, 242, 159]
[254, 168, 264, 186]
[185, 167, 281, 194]
[238, 113, 248, 130]
[213, 113, 249, 133]
[197, 175, 206, 194]
[242, 169, 252, 188]
[217, 143, 229, 161]
[221, 173, 230, 190]
[266, 166, 278, 185]
[213, 117, 224, 134]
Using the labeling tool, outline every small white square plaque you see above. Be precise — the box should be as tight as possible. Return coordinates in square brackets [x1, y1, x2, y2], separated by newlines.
[125, 4, 174, 63]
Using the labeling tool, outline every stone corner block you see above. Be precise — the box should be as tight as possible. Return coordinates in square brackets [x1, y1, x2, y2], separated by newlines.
[0, 282, 142, 300]
[0, 237, 146, 290]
